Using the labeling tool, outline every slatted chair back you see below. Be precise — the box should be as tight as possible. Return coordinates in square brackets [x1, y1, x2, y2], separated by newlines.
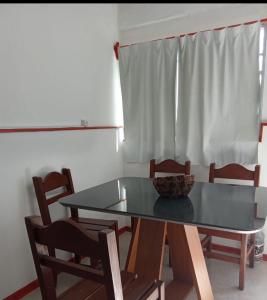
[209, 163, 260, 187]
[150, 159, 191, 178]
[202, 163, 261, 290]
[25, 216, 122, 300]
[33, 168, 78, 225]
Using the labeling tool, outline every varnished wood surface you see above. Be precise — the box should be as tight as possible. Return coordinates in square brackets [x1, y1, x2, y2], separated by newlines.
[201, 162, 260, 290]
[126, 218, 214, 300]
[168, 223, 214, 300]
[209, 163, 260, 187]
[149, 159, 191, 178]
[125, 218, 167, 280]
[33, 168, 119, 264]
[25, 217, 164, 300]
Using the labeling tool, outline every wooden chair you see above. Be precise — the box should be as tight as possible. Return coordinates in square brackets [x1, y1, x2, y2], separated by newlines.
[148, 159, 191, 267]
[25, 216, 164, 300]
[130, 159, 191, 232]
[198, 163, 260, 290]
[149, 159, 191, 179]
[32, 168, 119, 265]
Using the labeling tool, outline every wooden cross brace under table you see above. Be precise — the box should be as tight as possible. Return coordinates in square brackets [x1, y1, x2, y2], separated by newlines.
[125, 218, 214, 300]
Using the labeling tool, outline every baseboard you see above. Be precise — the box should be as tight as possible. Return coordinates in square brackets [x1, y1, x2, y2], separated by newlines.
[3, 279, 39, 300]
[3, 225, 132, 300]
[118, 225, 132, 235]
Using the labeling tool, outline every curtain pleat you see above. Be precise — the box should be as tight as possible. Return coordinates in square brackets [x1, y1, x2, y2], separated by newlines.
[119, 38, 179, 163]
[176, 22, 261, 165]
[119, 23, 262, 165]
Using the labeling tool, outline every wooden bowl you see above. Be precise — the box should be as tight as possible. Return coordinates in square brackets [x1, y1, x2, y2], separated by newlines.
[152, 175, 194, 198]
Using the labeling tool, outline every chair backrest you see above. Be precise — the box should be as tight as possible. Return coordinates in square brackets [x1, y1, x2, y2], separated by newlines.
[25, 216, 122, 300]
[149, 159, 191, 178]
[32, 168, 78, 225]
[209, 163, 260, 187]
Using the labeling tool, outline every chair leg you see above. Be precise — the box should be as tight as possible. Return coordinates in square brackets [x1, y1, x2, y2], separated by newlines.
[112, 221, 120, 260]
[169, 246, 172, 267]
[74, 253, 81, 263]
[249, 233, 255, 268]
[239, 234, 248, 290]
[206, 236, 212, 256]
[91, 257, 100, 268]
[48, 247, 58, 286]
[165, 234, 172, 267]
[131, 217, 138, 234]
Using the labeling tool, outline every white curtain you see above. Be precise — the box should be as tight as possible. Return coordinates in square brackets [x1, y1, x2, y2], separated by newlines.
[119, 38, 179, 163]
[176, 22, 262, 165]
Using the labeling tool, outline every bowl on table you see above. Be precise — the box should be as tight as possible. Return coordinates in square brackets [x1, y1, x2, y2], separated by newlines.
[152, 175, 195, 198]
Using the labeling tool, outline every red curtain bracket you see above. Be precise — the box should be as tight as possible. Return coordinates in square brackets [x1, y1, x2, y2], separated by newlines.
[114, 42, 120, 60]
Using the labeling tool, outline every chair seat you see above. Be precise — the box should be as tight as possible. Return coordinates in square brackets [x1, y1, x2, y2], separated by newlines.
[58, 278, 102, 300]
[58, 271, 163, 300]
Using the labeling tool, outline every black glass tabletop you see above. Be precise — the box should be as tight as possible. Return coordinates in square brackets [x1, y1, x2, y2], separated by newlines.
[59, 177, 267, 232]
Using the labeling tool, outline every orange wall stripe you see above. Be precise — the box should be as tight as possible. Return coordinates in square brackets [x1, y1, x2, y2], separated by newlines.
[3, 279, 39, 300]
[118, 226, 131, 235]
[0, 125, 123, 134]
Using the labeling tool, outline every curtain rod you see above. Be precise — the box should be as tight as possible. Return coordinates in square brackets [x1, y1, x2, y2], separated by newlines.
[114, 17, 267, 59]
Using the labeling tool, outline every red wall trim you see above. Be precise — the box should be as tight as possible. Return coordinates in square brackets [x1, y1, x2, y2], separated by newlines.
[3, 226, 131, 299]
[0, 125, 123, 134]
[118, 226, 131, 235]
[3, 279, 39, 300]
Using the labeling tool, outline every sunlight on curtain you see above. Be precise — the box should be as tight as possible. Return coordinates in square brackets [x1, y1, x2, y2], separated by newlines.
[260, 25, 267, 121]
[113, 56, 125, 152]
[119, 38, 179, 162]
[176, 22, 263, 165]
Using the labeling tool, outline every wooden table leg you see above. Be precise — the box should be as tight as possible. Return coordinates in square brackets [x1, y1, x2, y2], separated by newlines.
[167, 223, 214, 300]
[125, 218, 167, 280]
[125, 219, 214, 300]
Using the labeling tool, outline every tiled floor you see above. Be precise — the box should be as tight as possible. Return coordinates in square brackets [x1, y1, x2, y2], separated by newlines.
[23, 232, 267, 299]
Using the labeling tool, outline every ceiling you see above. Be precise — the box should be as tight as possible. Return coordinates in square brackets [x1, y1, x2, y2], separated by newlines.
[117, 4, 265, 30]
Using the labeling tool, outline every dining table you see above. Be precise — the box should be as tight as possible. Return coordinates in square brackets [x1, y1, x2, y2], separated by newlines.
[59, 177, 267, 300]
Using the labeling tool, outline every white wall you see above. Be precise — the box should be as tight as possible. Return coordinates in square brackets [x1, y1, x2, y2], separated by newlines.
[118, 4, 267, 44]
[118, 4, 267, 251]
[0, 4, 126, 298]
[0, 4, 121, 127]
